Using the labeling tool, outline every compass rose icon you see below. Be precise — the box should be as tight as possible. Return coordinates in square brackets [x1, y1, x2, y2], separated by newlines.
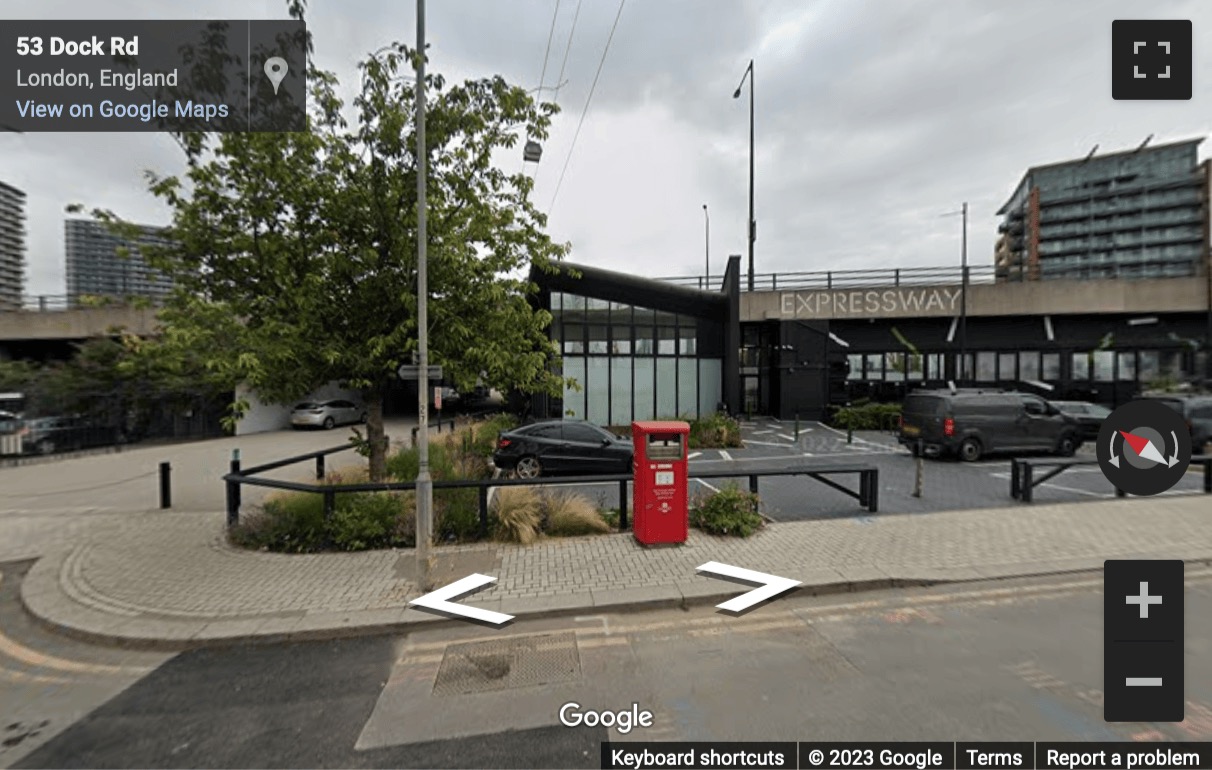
[1097, 400, 1191, 496]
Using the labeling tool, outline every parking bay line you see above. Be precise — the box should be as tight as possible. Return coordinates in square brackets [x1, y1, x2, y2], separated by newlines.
[719, 450, 732, 461]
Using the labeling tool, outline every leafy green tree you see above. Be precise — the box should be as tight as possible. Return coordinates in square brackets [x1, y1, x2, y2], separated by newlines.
[75, 3, 567, 481]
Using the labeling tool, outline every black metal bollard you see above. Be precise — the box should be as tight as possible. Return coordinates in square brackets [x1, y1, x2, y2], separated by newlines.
[479, 486, 489, 538]
[316, 453, 325, 480]
[618, 478, 628, 530]
[159, 462, 171, 509]
[794, 413, 800, 441]
[226, 451, 242, 527]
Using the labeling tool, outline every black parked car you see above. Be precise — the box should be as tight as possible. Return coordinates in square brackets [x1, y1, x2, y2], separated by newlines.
[1151, 394, 1212, 453]
[492, 419, 633, 478]
[898, 389, 1083, 462]
[1051, 401, 1111, 440]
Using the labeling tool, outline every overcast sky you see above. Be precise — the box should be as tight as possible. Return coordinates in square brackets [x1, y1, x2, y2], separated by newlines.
[4, 0, 1211, 297]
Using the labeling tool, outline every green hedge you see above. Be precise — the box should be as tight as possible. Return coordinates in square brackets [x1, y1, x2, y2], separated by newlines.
[608, 412, 741, 449]
[830, 402, 902, 431]
[690, 483, 764, 537]
[229, 491, 414, 553]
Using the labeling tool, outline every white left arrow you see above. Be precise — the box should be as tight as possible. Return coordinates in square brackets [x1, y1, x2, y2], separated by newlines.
[697, 561, 803, 613]
[408, 574, 514, 625]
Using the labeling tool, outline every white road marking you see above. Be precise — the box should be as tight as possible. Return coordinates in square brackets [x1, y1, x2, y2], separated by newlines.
[814, 422, 901, 450]
[688, 452, 702, 460]
[719, 450, 733, 461]
[743, 440, 789, 447]
[769, 418, 782, 423]
[752, 430, 774, 435]
[777, 434, 796, 442]
[694, 478, 722, 493]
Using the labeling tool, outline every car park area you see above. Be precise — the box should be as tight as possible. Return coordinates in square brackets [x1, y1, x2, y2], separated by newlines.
[538, 417, 1209, 522]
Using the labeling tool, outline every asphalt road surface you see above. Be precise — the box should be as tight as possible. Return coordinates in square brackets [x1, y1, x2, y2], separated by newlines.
[5, 561, 1211, 769]
[548, 418, 1209, 522]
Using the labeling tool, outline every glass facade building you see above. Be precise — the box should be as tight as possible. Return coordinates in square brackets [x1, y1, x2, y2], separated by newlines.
[532, 262, 735, 426]
[995, 138, 1211, 281]
[549, 292, 723, 425]
[65, 219, 175, 303]
[0, 181, 25, 310]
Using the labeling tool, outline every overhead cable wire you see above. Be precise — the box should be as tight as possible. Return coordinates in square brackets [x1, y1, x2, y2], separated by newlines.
[533, 0, 583, 186]
[520, 0, 564, 176]
[547, 0, 626, 215]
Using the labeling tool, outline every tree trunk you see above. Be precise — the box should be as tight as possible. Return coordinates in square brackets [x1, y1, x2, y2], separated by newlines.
[366, 386, 388, 482]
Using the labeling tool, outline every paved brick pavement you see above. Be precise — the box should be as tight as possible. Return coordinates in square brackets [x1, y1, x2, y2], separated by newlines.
[16, 494, 1212, 649]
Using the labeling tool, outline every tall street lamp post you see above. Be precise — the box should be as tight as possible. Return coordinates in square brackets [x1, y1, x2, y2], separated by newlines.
[733, 60, 755, 291]
[942, 202, 969, 382]
[414, 0, 433, 588]
[702, 204, 710, 289]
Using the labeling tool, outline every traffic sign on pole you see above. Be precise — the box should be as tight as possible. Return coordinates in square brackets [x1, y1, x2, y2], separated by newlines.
[397, 364, 442, 380]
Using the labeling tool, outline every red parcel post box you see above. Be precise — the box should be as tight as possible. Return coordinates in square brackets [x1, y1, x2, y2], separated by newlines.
[631, 420, 690, 546]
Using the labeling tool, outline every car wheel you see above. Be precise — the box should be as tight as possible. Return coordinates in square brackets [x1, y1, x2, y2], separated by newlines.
[515, 456, 542, 479]
[323, 417, 335, 430]
[36, 439, 55, 455]
[1057, 433, 1078, 457]
[958, 437, 983, 462]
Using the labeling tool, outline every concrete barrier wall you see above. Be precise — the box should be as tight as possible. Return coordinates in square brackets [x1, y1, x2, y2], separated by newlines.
[0, 307, 160, 340]
[742, 276, 1211, 321]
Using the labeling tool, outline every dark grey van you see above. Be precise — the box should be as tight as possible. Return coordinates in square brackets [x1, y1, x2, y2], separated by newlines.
[898, 389, 1083, 461]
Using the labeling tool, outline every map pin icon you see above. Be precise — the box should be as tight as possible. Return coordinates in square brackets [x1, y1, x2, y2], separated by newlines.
[264, 57, 288, 95]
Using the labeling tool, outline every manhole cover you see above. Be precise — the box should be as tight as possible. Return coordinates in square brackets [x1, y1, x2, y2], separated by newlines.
[432, 632, 581, 696]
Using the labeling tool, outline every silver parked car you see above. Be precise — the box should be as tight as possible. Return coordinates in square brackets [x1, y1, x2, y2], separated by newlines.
[290, 400, 367, 430]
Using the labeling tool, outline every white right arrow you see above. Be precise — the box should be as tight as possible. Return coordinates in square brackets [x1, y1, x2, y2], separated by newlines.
[697, 561, 803, 613]
[408, 574, 514, 625]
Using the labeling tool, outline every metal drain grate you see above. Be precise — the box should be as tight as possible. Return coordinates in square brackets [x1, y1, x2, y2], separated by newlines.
[432, 632, 582, 696]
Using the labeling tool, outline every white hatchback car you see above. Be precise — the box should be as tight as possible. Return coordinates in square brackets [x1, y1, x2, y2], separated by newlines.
[290, 400, 367, 430]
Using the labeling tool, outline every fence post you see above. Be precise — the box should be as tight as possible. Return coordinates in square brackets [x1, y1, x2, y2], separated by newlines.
[479, 485, 489, 538]
[1010, 459, 1020, 499]
[794, 413, 800, 441]
[323, 489, 335, 521]
[159, 461, 171, 509]
[1021, 464, 1034, 503]
[316, 453, 325, 480]
[772, 274, 777, 291]
[749, 475, 759, 496]
[847, 424, 853, 444]
[895, 268, 900, 286]
[867, 470, 879, 512]
[912, 452, 923, 498]
[618, 479, 628, 530]
[226, 450, 241, 528]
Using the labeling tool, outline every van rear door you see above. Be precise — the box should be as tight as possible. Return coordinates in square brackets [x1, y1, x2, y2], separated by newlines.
[901, 394, 946, 441]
